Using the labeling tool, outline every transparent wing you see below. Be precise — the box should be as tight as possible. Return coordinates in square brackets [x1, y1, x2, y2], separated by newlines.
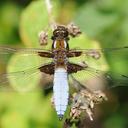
[77, 46, 127, 52]
[0, 46, 51, 54]
[69, 46, 128, 89]
[70, 46, 128, 58]
[0, 46, 54, 92]
[70, 46, 128, 61]
[0, 46, 53, 66]
[0, 65, 53, 92]
[68, 46, 128, 77]
[69, 66, 128, 91]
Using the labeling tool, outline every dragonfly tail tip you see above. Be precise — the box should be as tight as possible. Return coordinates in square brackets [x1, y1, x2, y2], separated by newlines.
[58, 114, 63, 121]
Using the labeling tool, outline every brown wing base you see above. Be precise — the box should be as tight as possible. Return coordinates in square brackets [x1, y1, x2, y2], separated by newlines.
[67, 51, 82, 57]
[67, 62, 87, 74]
[39, 62, 86, 75]
[39, 63, 55, 75]
[38, 52, 53, 58]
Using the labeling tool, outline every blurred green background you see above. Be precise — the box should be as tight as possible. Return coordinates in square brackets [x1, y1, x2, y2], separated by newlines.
[0, 0, 128, 128]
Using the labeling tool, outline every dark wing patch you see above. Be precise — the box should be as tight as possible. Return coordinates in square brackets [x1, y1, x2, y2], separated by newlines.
[39, 63, 55, 75]
[67, 62, 86, 74]
[67, 51, 82, 58]
[38, 52, 54, 58]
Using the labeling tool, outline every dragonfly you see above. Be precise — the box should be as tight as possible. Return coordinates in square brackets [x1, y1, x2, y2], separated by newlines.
[0, 25, 128, 120]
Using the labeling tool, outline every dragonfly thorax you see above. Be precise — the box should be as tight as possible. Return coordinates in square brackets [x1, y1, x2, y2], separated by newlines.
[53, 40, 68, 49]
[53, 50, 68, 68]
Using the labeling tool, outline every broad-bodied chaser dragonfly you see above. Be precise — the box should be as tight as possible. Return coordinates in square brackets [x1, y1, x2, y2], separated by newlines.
[0, 25, 128, 120]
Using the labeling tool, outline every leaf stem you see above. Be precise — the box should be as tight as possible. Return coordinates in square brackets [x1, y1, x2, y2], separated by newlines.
[45, 0, 56, 30]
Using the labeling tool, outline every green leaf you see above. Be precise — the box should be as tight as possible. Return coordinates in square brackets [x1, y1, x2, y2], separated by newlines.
[20, 0, 59, 48]
[74, 4, 118, 38]
[7, 53, 43, 92]
[104, 114, 127, 128]
[0, 3, 21, 44]
[1, 111, 28, 128]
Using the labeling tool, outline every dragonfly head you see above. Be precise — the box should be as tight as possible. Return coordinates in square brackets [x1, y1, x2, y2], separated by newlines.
[52, 26, 69, 40]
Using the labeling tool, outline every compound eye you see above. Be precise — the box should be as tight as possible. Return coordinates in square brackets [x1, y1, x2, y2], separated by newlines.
[53, 26, 69, 39]
[63, 31, 68, 37]
[54, 30, 59, 36]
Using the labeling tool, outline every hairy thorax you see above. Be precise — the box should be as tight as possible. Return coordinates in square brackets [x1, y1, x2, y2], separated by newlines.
[53, 49, 68, 68]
